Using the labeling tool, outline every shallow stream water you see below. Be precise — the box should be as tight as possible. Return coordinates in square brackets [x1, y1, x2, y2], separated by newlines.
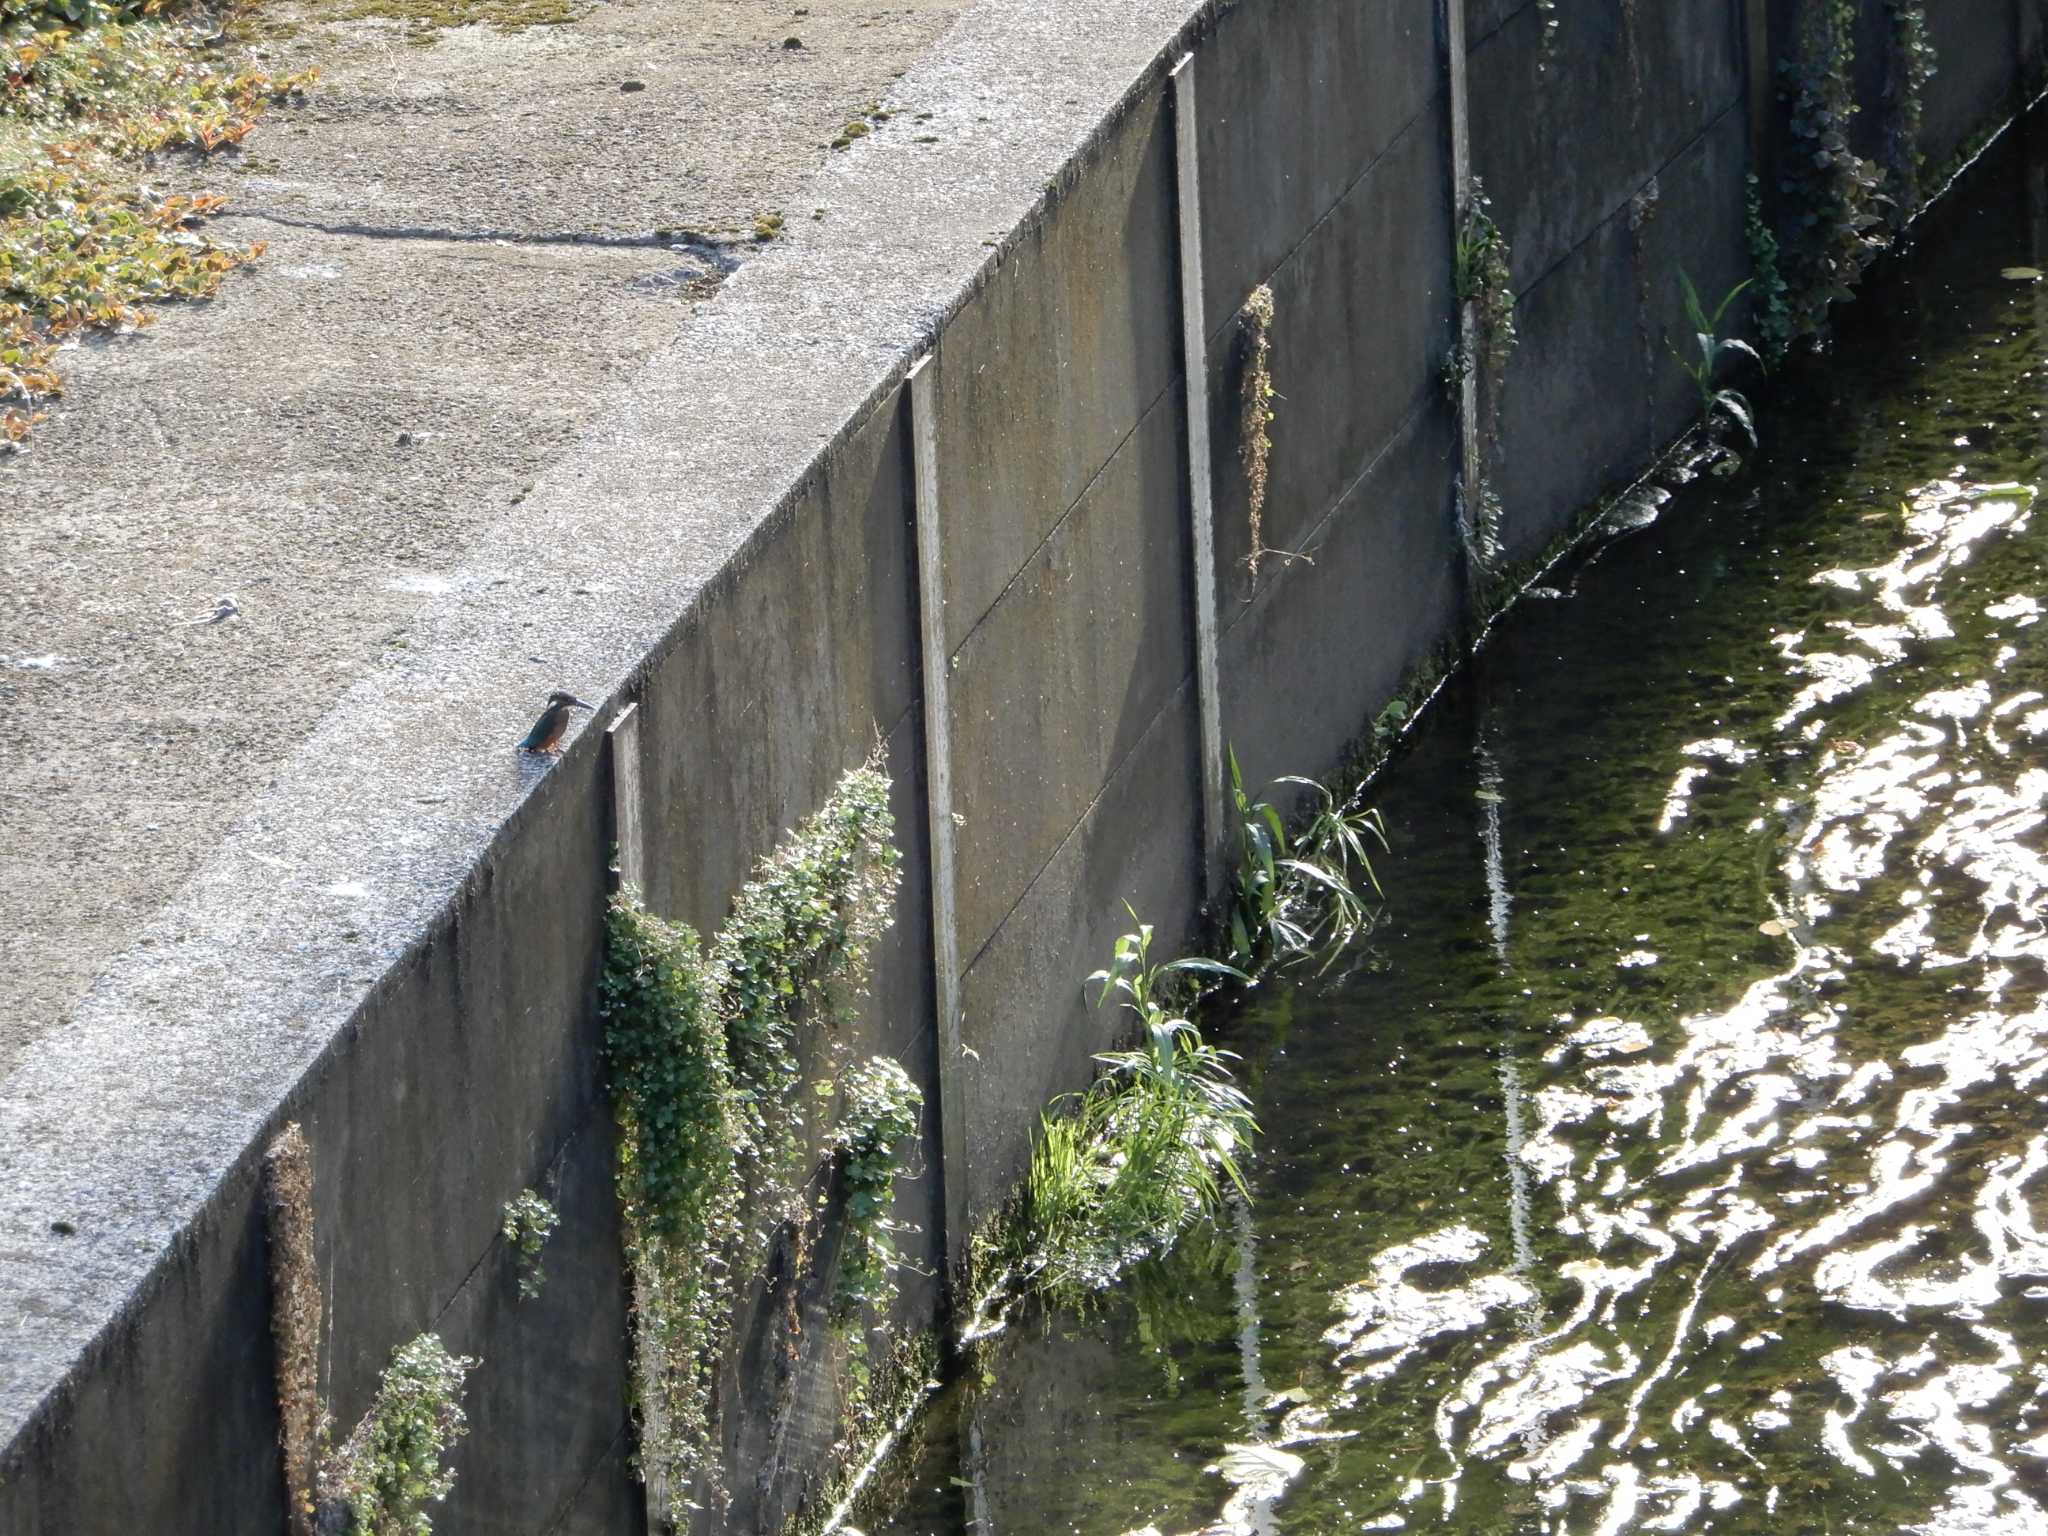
[860, 108, 2048, 1536]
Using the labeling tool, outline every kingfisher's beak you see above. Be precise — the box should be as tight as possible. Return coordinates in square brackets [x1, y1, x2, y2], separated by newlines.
[564, 695, 594, 711]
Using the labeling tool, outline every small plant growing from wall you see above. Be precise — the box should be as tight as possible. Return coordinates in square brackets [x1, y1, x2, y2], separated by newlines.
[1223, 749, 1386, 975]
[1238, 283, 1280, 576]
[322, 1334, 477, 1536]
[264, 1123, 323, 1536]
[828, 1056, 924, 1321]
[1670, 273, 1760, 453]
[1453, 178, 1517, 575]
[500, 1189, 560, 1301]
[1454, 178, 1517, 395]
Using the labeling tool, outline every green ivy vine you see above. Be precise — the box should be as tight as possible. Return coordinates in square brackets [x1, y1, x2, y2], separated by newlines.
[1744, 175, 1794, 368]
[1776, 0, 1887, 336]
[829, 1057, 924, 1321]
[322, 1334, 476, 1536]
[710, 764, 900, 1239]
[500, 1189, 560, 1302]
[601, 761, 907, 1524]
[1883, 0, 1936, 221]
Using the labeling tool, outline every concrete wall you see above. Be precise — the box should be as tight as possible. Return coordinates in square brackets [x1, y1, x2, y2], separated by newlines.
[3, 1, 2044, 1533]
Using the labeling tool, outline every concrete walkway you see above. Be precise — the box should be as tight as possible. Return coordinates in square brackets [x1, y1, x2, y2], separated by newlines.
[0, 0, 962, 1074]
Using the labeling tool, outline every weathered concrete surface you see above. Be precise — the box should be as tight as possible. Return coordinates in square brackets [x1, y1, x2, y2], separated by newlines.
[1472, 0, 1750, 560]
[0, 0, 965, 1078]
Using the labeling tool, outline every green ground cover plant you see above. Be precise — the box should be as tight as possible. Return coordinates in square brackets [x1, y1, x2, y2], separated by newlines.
[0, 0, 312, 446]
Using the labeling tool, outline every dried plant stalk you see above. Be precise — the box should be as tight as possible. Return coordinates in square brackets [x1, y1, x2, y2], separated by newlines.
[264, 1122, 322, 1536]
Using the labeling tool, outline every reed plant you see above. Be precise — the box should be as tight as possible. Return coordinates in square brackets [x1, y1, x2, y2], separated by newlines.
[1018, 920, 1253, 1299]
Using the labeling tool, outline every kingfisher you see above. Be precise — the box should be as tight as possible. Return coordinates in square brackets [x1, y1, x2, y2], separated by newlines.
[518, 690, 594, 753]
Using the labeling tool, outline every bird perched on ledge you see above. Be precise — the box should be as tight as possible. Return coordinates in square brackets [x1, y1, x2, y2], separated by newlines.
[518, 690, 593, 754]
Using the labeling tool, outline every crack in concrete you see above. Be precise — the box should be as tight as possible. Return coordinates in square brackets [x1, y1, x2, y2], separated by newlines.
[233, 208, 747, 271]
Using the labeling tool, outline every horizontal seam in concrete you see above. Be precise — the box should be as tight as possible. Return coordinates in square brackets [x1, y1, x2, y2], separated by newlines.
[426, 1118, 585, 1339]
[1202, 86, 1442, 352]
[232, 208, 746, 267]
[540, 1414, 634, 1535]
[1215, 387, 1438, 646]
[946, 374, 1182, 661]
[1513, 92, 1745, 299]
[1466, 0, 1541, 54]
[957, 670, 1196, 981]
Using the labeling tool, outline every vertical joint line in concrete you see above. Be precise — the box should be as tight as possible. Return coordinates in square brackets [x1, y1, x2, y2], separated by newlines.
[1443, 0, 1484, 581]
[604, 699, 666, 1525]
[1170, 52, 1227, 899]
[1740, 0, 1771, 170]
[606, 700, 645, 895]
[908, 353, 971, 1265]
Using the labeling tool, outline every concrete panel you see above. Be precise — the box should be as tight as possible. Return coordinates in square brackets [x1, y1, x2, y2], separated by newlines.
[1217, 397, 1462, 798]
[1207, 111, 1455, 603]
[311, 767, 615, 1420]
[947, 393, 1193, 954]
[1194, 0, 1443, 328]
[1922, 0, 2023, 168]
[0, 1177, 279, 1535]
[635, 385, 920, 935]
[0, 748, 625, 1536]
[307, 763, 626, 1534]
[1492, 210, 1647, 561]
[1468, 0, 1536, 47]
[428, 1119, 642, 1535]
[955, 685, 1203, 1218]
[1468, 0, 1742, 291]
[929, 85, 1181, 656]
[2023, 0, 2048, 97]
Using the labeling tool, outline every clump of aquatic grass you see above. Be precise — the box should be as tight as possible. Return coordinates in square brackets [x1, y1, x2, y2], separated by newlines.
[1224, 748, 1386, 975]
[0, 9, 315, 446]
[1671, 272, 1759, 450]
[1015, 919, 1254, 1300]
